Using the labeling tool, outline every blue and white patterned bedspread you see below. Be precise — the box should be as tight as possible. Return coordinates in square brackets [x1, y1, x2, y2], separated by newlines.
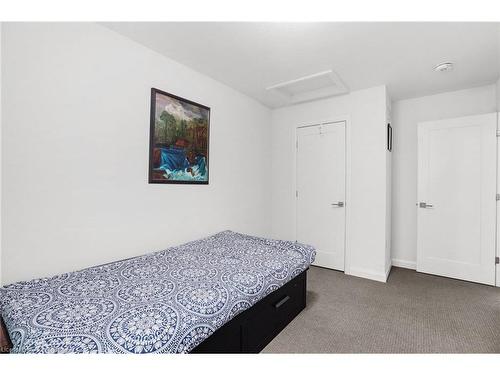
[0, 231, 315, 353]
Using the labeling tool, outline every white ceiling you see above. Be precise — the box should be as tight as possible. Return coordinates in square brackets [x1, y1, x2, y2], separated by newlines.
[102, 22, 500, 108]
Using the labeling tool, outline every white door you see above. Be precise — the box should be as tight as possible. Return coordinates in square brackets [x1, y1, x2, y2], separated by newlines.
[417, 113, 497, 285]
[296, 121, 346, 271]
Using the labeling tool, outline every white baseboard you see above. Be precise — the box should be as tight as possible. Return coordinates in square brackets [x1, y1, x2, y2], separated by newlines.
[347, 267, 388, 283]
[391, 258, 416, 270]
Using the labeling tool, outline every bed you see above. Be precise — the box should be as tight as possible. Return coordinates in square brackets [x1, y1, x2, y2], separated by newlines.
[0, 231, 315, 353]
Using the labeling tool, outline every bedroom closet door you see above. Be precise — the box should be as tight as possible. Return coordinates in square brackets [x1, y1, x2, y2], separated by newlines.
[417, 113, 497, 285]
[296, 121, 346, 271]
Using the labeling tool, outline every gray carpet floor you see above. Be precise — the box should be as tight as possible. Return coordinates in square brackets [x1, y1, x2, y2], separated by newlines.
[263, 266, 500, 353]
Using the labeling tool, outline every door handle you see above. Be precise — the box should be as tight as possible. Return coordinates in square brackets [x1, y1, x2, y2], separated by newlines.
[274, 295, 290, 309]
[419, 202, 434, 208]
[331, 201, 344, 207]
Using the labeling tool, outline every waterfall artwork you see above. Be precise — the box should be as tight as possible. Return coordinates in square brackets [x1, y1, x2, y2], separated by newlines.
[149, 88, 210, 184]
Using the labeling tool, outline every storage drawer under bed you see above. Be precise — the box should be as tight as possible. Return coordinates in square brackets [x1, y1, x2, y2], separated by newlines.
[192, 269, 307, 353]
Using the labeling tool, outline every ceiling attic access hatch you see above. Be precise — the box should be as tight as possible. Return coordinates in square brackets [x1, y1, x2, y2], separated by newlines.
[266, 70, 349, 105]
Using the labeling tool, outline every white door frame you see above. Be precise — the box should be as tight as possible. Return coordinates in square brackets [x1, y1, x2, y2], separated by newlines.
[293, 115, 352, 274]
[496, 112, 500, 287]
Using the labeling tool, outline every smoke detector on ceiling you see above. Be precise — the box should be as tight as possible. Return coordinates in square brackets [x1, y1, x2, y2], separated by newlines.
[434, 62, 454, 72]
[266, 70, 348, 104]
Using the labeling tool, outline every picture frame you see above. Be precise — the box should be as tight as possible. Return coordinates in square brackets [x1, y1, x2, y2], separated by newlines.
[148, 88, 210, 184]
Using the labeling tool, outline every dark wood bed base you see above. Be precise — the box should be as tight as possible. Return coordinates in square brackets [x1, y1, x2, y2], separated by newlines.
[0, 269, 307, 354]
[0, 316, 12, 353]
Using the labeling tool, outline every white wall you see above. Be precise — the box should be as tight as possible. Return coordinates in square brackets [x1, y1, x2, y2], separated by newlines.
[1, 23, 272, 284]
[392, 84, 497, 269]
[271, 85, 390, 282]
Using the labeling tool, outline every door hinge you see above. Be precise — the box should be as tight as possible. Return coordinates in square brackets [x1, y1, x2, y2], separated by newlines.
[497, 194, 500, 201]
[497, 130, 500, 137]
[496, 257, 499, 265]
[295, 190, 298, 198]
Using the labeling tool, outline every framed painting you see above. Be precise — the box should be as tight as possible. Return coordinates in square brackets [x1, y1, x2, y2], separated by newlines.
[149, 88, 210, 184]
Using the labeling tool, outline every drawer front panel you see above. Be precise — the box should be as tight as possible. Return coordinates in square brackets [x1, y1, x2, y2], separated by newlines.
[274, 275, 306, 327]
[243, 272, 306, 352]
